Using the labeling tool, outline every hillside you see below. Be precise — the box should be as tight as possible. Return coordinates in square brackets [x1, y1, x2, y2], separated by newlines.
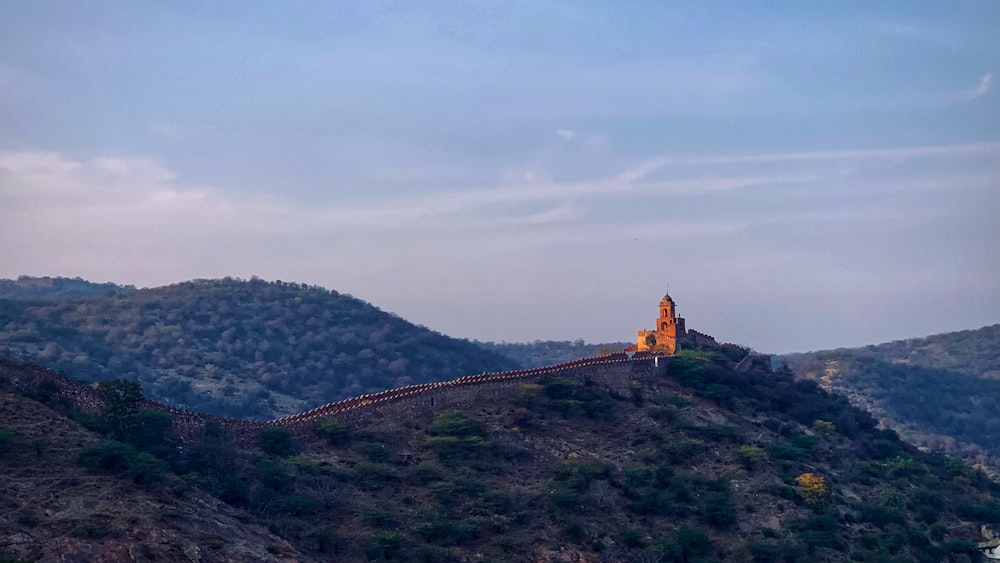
[781, 324, 1000, 471]
[0, 276, 136, 300]
[0, 278, 518, 420]
[476, 339, 631, 368]
[0, 390, 303, 562]
[3, 350, 999, 562]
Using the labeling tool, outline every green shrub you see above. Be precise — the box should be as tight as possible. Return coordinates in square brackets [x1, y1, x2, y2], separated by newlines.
[362, 507, 397, 526]
[736, 445, 768, 470]
[431, 411, 485, 437]
[258, 426, 294, 457]
[256, 460, 295, 492]
[77, 440, 167, 487]
[674, 527, 712, 560]
[541, 377, 577, 400]
[0, 426, 13, 456]
[619, 528, 647, 548]
[355, 441, 391, 463]
[317, 418, 350, 445]
[364, 531, 405, 560]
[417, 514, 477, 546]
[427, 435, 489, 463]
[351, 462, 399, 490]
[702, 490, 738, 528]
[79, 440, 139, 474]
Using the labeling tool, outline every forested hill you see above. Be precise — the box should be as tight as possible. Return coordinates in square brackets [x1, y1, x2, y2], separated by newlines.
[0, 278, 518, 419]
[476, 339, 631, 368]
[0, 276, 136, 299]
[781, 324, 1000, 470]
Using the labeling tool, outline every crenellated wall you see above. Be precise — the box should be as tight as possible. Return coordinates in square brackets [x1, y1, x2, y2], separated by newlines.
[0, 353, 669, 447]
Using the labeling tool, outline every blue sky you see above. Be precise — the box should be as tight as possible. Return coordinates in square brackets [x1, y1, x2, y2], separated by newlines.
[1, 1, 998, 353]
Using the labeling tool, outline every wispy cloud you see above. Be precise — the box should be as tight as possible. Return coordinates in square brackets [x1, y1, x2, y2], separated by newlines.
[943, 73, 992, 103]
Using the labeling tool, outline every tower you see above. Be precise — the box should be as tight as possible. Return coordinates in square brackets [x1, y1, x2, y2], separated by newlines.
[637, 293, 686, 354]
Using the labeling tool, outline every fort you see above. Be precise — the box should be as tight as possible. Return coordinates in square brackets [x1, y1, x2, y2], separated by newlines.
[632, 292, 686, 354]
[0, 292, 766, 446]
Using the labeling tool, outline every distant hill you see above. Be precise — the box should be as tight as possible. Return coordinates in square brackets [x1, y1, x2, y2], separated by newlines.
[0, 277, 518, 419]
[0, 275, 136, 299]
[781, 324, 1000, 470]
[477, 339, 630, 368]
[4, 349, 999, 561]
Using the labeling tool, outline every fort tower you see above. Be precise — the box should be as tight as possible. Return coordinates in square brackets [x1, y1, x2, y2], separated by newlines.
[636, 293, 686, 355]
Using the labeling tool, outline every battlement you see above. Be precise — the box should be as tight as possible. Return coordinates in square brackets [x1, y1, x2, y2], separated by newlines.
[0, 354, 668, 446]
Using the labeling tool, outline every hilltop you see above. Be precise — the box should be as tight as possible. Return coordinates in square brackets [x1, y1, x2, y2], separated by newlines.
[781, 324, 1000, 470]
[3, 345, 998, 562]
[0, 278, 518, 419]
[0, 276, 136, 300]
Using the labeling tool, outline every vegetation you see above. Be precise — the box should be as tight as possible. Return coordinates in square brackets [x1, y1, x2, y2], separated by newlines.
[782, 323, 1000, 471]
[475, 339, 629, 368]
[0, 276, 135, 300]
[4, 322, 1000, 560]
[0, 277, 519, 419]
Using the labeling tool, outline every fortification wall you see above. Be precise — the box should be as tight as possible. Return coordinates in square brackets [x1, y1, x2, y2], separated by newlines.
[0, 354, 669, 447]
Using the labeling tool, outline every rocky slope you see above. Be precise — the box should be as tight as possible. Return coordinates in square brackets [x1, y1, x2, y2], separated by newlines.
[0, 391, 306, 562]
[3, 348, 998, 562]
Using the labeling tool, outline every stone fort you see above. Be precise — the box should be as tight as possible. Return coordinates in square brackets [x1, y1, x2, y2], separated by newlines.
[632, 292, 686, 355]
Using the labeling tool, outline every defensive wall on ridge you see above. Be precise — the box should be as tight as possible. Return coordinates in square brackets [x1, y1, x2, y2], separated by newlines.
[0, 353, 671, 446]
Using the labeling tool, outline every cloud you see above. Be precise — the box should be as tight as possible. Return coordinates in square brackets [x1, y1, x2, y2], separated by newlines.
[942, 73, 992, 104]
[556, 129, 576, 140]
[970, 73, 992, 99]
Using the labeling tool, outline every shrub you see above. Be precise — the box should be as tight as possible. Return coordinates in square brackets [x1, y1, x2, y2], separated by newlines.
[674, 527, 712, 560]
[79, 440, 140, 474]
[364, 531, 405, 560]
[619, 528, 647, 548]
[431, 411, 485, 437]
[812, 419, 836, 437]
[256, 460, 295, 492]
[541, 377, 577, 400]
[736, 445, 768, 470]
[0, 425, 13, 456]
[794, 473, 828, 505]
[317, 418, 350, 445]
[702, 491, 738, 528]
[355, 441, 391, 463]
[258, 426, 294, 457]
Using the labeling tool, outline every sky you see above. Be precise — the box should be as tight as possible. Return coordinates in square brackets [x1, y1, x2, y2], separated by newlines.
[1, 1, 999, 354]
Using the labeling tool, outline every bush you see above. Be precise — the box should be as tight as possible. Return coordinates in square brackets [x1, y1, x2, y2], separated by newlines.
[431, 411, 485, 437]
[702, 490, 738, 528]
[355, 441, 392, 463]
[364, 531, 405, 560]
[736, 445, 768, 470]
[794, 473, 828, 505]
[78, 440, 167, 487]
[0, 425, 13, 456]
[256, 460, 295, 492]
[317, 418, 350, 445]
[258, 426, 295, 457]
[674, 527, 712, 560]
[619, 528, 647, 548]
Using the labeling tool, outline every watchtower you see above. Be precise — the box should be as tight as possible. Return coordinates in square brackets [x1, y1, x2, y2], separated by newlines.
[636, 293, 686, 354]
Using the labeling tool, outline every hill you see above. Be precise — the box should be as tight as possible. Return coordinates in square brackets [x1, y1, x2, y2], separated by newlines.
[3, 348, 999, 562]
[781, 324, 1000, 471]
[0, 276, 136, 300]
[0, 278, 518, 419]
[0, 389, 303, 561]
[476, 339, 631, 368]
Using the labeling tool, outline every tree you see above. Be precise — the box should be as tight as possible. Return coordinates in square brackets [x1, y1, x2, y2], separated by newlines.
[795, 472, 828, 505]
[98, 379, 144, 438]
[259, 426, 295, 456]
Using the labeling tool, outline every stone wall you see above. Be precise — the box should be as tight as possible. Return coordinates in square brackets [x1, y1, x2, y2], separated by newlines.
[0, 354, 670, 447]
